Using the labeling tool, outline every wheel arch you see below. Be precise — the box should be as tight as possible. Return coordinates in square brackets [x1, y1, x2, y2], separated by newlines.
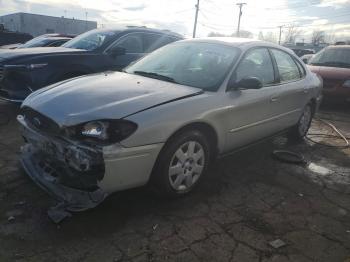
[163, 121, 219, 160]
[310, 98, 317, 115]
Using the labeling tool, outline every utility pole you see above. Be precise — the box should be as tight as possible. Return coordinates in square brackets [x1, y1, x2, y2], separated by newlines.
[278, 25, 284, 45]
[236, 2, 246, 37]
[193, 0, 200, 38]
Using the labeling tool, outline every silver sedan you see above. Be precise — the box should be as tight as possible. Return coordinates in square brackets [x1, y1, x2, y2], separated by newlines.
[18, 38, 323, 212]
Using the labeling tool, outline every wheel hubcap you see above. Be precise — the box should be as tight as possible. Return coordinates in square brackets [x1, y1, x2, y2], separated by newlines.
[168, 141, 205, 192]
[299, 106, 312, 135]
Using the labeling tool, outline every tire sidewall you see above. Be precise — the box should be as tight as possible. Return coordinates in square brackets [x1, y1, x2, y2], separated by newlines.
[297, 103, 313, 138]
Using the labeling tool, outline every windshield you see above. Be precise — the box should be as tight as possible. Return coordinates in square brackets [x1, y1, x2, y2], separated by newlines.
[309, 47, 350, 68]
[18, 36, 51, 48]
[62, 30, 118, 51]
[125, 42, 240, 91]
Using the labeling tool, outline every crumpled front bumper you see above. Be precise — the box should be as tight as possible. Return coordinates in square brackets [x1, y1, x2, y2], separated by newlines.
[20, 144, 106, 212]
[18, 115, 107, 217]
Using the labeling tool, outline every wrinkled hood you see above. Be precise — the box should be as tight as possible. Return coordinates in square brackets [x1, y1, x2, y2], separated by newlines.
[0, 47, 85, 62]
[308, 65, 350, 80]
[22, 72, 203, 127]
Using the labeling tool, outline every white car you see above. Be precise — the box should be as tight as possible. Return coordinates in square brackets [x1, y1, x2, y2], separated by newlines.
[18, 38, 323, 213]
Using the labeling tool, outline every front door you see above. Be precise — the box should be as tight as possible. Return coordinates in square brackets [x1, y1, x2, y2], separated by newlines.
[224, 47, 283, 151]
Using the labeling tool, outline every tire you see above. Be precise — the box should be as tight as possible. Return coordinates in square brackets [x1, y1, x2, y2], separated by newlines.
[288, 103, 313, 141]
[151, 130, 211, 197]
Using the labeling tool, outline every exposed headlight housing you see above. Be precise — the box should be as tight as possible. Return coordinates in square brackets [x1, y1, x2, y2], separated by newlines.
[81, 121, 109, 140]
[77, 120, 137, 143]
[343, 80, 350, 88]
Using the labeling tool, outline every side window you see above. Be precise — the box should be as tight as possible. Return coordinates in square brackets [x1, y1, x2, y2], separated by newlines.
[236, 48, 275, 86]
[294, 59, 306, 78]
[271, 49, 301, 82]
[113, 33, 143, 53]
[143, 34, 177, 53]
[47, 40, 66, 47]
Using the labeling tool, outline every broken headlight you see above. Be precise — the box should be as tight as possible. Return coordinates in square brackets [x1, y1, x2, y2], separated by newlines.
[78, 120, 137, 143]
[82, 121, 109, 140]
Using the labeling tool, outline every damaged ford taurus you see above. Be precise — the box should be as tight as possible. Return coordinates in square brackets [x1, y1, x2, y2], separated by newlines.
[18, 38, 323, 213]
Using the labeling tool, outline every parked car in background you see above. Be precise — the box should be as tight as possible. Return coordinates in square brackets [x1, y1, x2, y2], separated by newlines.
[0, 33, 75, 49]
[308, 45, 350, 103]
[292, 48, 315, 57]
[16, 34, 75, 49]
[0, 24, 33, 46]
[0, 43, 22, 49]
[18, 38, 322, 212]
[0, 27, 183, 102]
[301, 54, 314, 64]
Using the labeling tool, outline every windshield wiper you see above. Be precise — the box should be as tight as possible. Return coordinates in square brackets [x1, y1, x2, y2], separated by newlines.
[133, 71, 178, 84]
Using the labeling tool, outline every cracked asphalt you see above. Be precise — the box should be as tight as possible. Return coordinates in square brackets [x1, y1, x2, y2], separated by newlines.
[0, 101, 349, 262]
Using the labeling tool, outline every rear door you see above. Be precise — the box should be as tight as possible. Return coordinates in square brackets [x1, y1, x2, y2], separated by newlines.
[106, 32, 145, 71]
[269, 48, 309, 130]
[143, 33, 179, 53]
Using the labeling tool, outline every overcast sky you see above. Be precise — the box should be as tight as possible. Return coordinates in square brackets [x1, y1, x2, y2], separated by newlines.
[1, 0, 350, 41]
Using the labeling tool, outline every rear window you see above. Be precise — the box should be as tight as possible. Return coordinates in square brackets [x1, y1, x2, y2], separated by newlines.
[309, 47, 350, 68]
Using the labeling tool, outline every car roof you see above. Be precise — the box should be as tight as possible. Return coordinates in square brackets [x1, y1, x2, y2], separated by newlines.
[90, 26, 183, 39]
[44, 37, 72, 40]
[179, 37, 293, 53]
[326, 45, 350, 49]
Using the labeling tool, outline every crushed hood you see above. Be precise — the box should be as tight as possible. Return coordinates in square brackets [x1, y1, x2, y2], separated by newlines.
[22, 72, 203, 127]
[0, 47, 85, 62]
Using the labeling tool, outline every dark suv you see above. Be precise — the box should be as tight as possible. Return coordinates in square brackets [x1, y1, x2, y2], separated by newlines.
[0, 27, 183, 102]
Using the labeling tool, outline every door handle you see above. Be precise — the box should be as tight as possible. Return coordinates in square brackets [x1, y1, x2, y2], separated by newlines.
[303, 89, 309, 94]
[270, 97, 279, 102]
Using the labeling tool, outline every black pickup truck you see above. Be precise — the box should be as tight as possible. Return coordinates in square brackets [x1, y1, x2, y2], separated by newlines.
[0, 27, 182, 102]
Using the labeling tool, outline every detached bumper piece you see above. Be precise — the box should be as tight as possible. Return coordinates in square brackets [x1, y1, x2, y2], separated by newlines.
[18, 115, 107, 223]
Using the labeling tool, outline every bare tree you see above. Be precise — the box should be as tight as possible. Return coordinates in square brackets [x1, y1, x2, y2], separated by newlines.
[257, 31, 277, 43]
[284, 26, 302, 44]
[265, 32, 278, 43]
[232, 30, 253, 38]
[208, 32, 228, 37]
[311, 30, 326, 45]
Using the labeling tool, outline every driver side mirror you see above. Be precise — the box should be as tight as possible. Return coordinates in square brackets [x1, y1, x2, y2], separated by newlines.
[108, 46, 126, 56]
[228, 77, 263, 90]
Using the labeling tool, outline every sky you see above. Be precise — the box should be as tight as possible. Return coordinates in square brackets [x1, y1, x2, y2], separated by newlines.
[1, 0, 350, 42]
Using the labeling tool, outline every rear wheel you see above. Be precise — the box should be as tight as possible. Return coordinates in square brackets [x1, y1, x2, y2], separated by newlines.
[288, 103, 313, 141]
[151, 130, 210, 197]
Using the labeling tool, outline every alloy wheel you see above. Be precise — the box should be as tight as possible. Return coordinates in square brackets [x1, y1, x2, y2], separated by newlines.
[168, 141, 205, 192]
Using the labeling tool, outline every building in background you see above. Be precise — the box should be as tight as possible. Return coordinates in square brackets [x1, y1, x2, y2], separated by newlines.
[0, 12, 97, 37]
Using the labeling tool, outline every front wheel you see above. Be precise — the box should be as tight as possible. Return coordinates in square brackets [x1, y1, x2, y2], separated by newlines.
[288, 103, 313, 141]
[151, 130, 211, 197]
